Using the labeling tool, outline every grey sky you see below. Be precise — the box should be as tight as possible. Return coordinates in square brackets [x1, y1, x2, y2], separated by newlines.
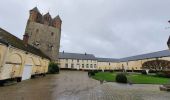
[0, 0, 170, 58]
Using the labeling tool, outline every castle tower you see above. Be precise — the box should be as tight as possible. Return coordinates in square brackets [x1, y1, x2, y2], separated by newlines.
[23, 7, 62, 61]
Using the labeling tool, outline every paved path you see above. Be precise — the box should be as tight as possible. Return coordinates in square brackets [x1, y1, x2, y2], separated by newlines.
[0, 71, 170, 100]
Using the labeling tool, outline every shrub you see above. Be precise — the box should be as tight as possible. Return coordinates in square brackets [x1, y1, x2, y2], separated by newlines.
[88, 71, 95, 77]
[141, 70, 147, 75]
[48, 62, 60, 74]
[116, 73, 127, 83]
[93, 70, 99, 73]
[156, 71, 170, 78]
[156, 72, 165, 77]
[148, 70, 158, 73]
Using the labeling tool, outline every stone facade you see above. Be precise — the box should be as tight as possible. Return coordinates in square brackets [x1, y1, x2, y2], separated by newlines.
[24, 7, 62, 61]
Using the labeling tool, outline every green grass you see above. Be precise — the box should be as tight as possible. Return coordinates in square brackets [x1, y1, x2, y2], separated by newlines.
[92, 72, 116, 82]
[92, 72, 170, 84]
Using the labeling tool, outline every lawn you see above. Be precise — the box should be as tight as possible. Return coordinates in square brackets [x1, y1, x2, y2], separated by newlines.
[92, 72, 170, 84]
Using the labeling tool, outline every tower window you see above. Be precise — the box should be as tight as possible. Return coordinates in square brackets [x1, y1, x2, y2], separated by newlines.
[51, 32, 54, 36]
[36, 29, 39, 33]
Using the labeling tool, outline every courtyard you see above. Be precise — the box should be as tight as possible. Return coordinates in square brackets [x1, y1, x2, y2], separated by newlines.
[0, 71, 170, 100]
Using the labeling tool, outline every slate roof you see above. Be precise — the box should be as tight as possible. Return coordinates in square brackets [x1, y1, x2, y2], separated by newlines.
[119, 50, 170, 62]
[59, 52, 96, 60]
[97, 57, 119, 62]
[58, 50, 170, 62]
[0, 28, 50, 60]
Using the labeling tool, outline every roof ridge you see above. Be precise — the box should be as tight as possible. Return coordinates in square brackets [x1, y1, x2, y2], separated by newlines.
[120, 49, 169, 59]
[60, 52, 94, 55]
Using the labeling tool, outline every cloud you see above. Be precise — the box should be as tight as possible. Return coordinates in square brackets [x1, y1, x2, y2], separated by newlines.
[0, 0, 170, 58]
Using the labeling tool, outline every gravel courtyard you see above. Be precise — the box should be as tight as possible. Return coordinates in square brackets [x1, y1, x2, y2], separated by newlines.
[0, 71, 169, 100]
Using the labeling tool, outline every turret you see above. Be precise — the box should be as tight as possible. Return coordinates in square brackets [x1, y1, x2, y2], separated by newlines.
[29, 7, 40, 22]
[52, 15, 62, 29]
[43, 12, 52, 25]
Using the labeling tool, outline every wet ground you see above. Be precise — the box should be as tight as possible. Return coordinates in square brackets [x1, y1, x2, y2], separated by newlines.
[0, 71, 170, 100]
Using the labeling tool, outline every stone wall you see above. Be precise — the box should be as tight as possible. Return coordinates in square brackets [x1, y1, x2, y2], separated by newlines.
[25, 21, 61, 61]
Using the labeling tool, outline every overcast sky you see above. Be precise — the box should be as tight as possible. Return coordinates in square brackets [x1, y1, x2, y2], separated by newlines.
[0, 0, 170, 58]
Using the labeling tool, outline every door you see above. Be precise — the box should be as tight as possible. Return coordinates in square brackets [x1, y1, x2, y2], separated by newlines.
[22, 65, 32, 80]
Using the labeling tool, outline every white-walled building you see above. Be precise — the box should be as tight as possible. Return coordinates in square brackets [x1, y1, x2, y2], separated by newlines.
[58, 52, 97, 70]
[59, 50, 170, 71]
[97, 58, 118, 70]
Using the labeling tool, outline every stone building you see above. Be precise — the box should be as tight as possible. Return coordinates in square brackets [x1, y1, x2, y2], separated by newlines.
[23, 7, 62, 61]
[0, 7, 62, 85]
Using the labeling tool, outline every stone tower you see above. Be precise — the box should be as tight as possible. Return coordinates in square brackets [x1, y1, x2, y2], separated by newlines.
[23, 7, 62, 61]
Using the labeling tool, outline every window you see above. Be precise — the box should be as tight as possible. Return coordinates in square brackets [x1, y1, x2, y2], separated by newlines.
[77, 59, 79, 63]
[77, 64, 80, 69]
[65, 64, 68, 68]
[86, 64, 89, 68]
[66, 59, 68, 62]
[36, 29, 39, 33]
[109, 62, 110, 66]
[71, 64, 74, 68]
[90, 64, 93, 68]
[94, 64, 96, 68]
[48, 44, 53, 51]
[82, 64, 84, 68]
[51, 32, 54, 36]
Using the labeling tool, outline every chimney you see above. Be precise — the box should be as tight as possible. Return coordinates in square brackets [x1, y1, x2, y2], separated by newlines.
[23, 34, 29, 46]
[63, 51, 64, 54]
[85, 52, 87, 55]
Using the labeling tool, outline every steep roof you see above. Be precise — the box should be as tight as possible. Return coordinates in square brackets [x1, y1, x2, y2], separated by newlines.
[97, 57, 119, 62]
[53, 15, 62, 21]
[59, 52, 96, 60]
[119, 50, 170, 62]
[0, 28, 50, 60]
[30, 7, 40, 13]
[43, 12, 52, 18]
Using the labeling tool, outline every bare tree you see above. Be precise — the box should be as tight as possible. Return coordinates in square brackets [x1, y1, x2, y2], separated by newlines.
[142, 60, 170, 71]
